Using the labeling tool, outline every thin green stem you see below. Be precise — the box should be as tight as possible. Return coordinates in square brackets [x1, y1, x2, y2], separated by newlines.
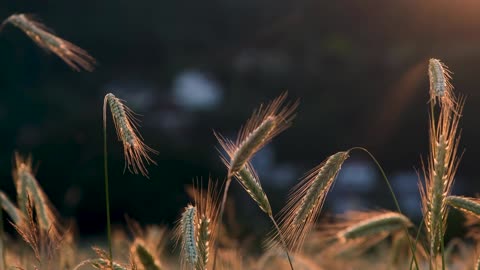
[0, 206, 5, 270]
[212, 177, 232, 270]
[269, 215, 295, 270]
[349, 147, 420, 270]
[103, 101, 113, 270]
[409, 217, 425, 270]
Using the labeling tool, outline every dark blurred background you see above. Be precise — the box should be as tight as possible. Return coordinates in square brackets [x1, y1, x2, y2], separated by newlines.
[1, 0, 480, 239]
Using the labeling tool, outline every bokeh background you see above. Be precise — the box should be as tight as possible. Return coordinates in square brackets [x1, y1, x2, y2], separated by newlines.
[1, 1, 480, 240]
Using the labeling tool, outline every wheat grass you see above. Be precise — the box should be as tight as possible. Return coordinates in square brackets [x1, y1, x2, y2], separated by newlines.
[1, 14, 96, 71]
[104, 93, 158, 177]
[273, 151, 349, 252]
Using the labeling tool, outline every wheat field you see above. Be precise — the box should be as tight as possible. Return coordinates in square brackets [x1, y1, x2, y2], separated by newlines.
[1, 12, 480, 270]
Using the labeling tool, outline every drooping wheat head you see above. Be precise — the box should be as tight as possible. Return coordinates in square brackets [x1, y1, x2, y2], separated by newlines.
[335, 211, 412, 243]
[13, 153, 61, 237]
[272, 151, 349, 252]
[1, 14, 96, 71]
[446, 196, 480, 219]
[420, 94, 464, 258]
[215, 92, 298, 179]
[429, 58, 455, 108]
[0, 190, 24, 225]
[174, 205, 199, 269]
[104, 93, 158, 177]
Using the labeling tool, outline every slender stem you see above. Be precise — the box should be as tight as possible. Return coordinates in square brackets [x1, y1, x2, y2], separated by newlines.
[103, 100, 113, 270]
[440, 220, 445, 270]
[269, 215, 295, 270]
[409, 217, 425, 270]
[212, 177, 232, 270]
[349, 147, 420, 270]
[0, 206, 5, 270]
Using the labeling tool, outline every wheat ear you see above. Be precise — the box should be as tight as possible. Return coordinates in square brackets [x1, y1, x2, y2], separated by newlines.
[185, 180, 220, 270]
[420, 96, 463, 260]
[1, 14, 96, 71]
[271, 151, 349, 253]
[104, 93, 157, 177]
[13, 153, 60, 236]
[174, 205, 199, 269]
[213, 92, 297, 269]
[0, 191, 23, 225]
[335, 211, 412, 242]
[133, 241, 162, 270]
[446, 196, 480, 219]
[428, 58, 455, 108]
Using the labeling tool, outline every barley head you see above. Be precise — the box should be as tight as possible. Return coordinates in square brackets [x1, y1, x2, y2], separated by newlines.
[446, 196, 480, 219]
[0, 191, 24, 225]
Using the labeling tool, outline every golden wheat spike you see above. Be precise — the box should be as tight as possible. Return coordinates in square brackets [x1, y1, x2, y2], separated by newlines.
[1, 14, 96, 71]
[420, 94, 464, 257]
[104, 93, 158, 177]
[270, 151, 349, 253]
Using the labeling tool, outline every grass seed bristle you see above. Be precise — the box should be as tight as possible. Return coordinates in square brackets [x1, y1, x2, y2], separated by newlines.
[272, 151, 349, 252]
[1, 14, 96, 71]
[104, 93, 158, 177]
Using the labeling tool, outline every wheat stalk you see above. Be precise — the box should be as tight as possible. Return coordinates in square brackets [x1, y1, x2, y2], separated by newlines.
[213, 93, 297, 269]
[420, 95, 463, 260]
[1, 14, 96, 71]
[272, 151, 349, 252]
[104, 93, 157, 177]
[446, 196, 480, 219]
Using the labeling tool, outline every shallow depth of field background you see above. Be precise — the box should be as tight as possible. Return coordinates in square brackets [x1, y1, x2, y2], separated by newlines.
[1, 1, 480, 239]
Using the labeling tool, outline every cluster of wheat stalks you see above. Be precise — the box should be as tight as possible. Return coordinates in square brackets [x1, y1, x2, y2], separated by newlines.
[1, 12, 480, 270]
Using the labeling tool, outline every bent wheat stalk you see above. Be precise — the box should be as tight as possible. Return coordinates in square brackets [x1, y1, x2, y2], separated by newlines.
[213, 92, 297, 270]
[103, 93, 157, 268]
[1, 14, 96, 71]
